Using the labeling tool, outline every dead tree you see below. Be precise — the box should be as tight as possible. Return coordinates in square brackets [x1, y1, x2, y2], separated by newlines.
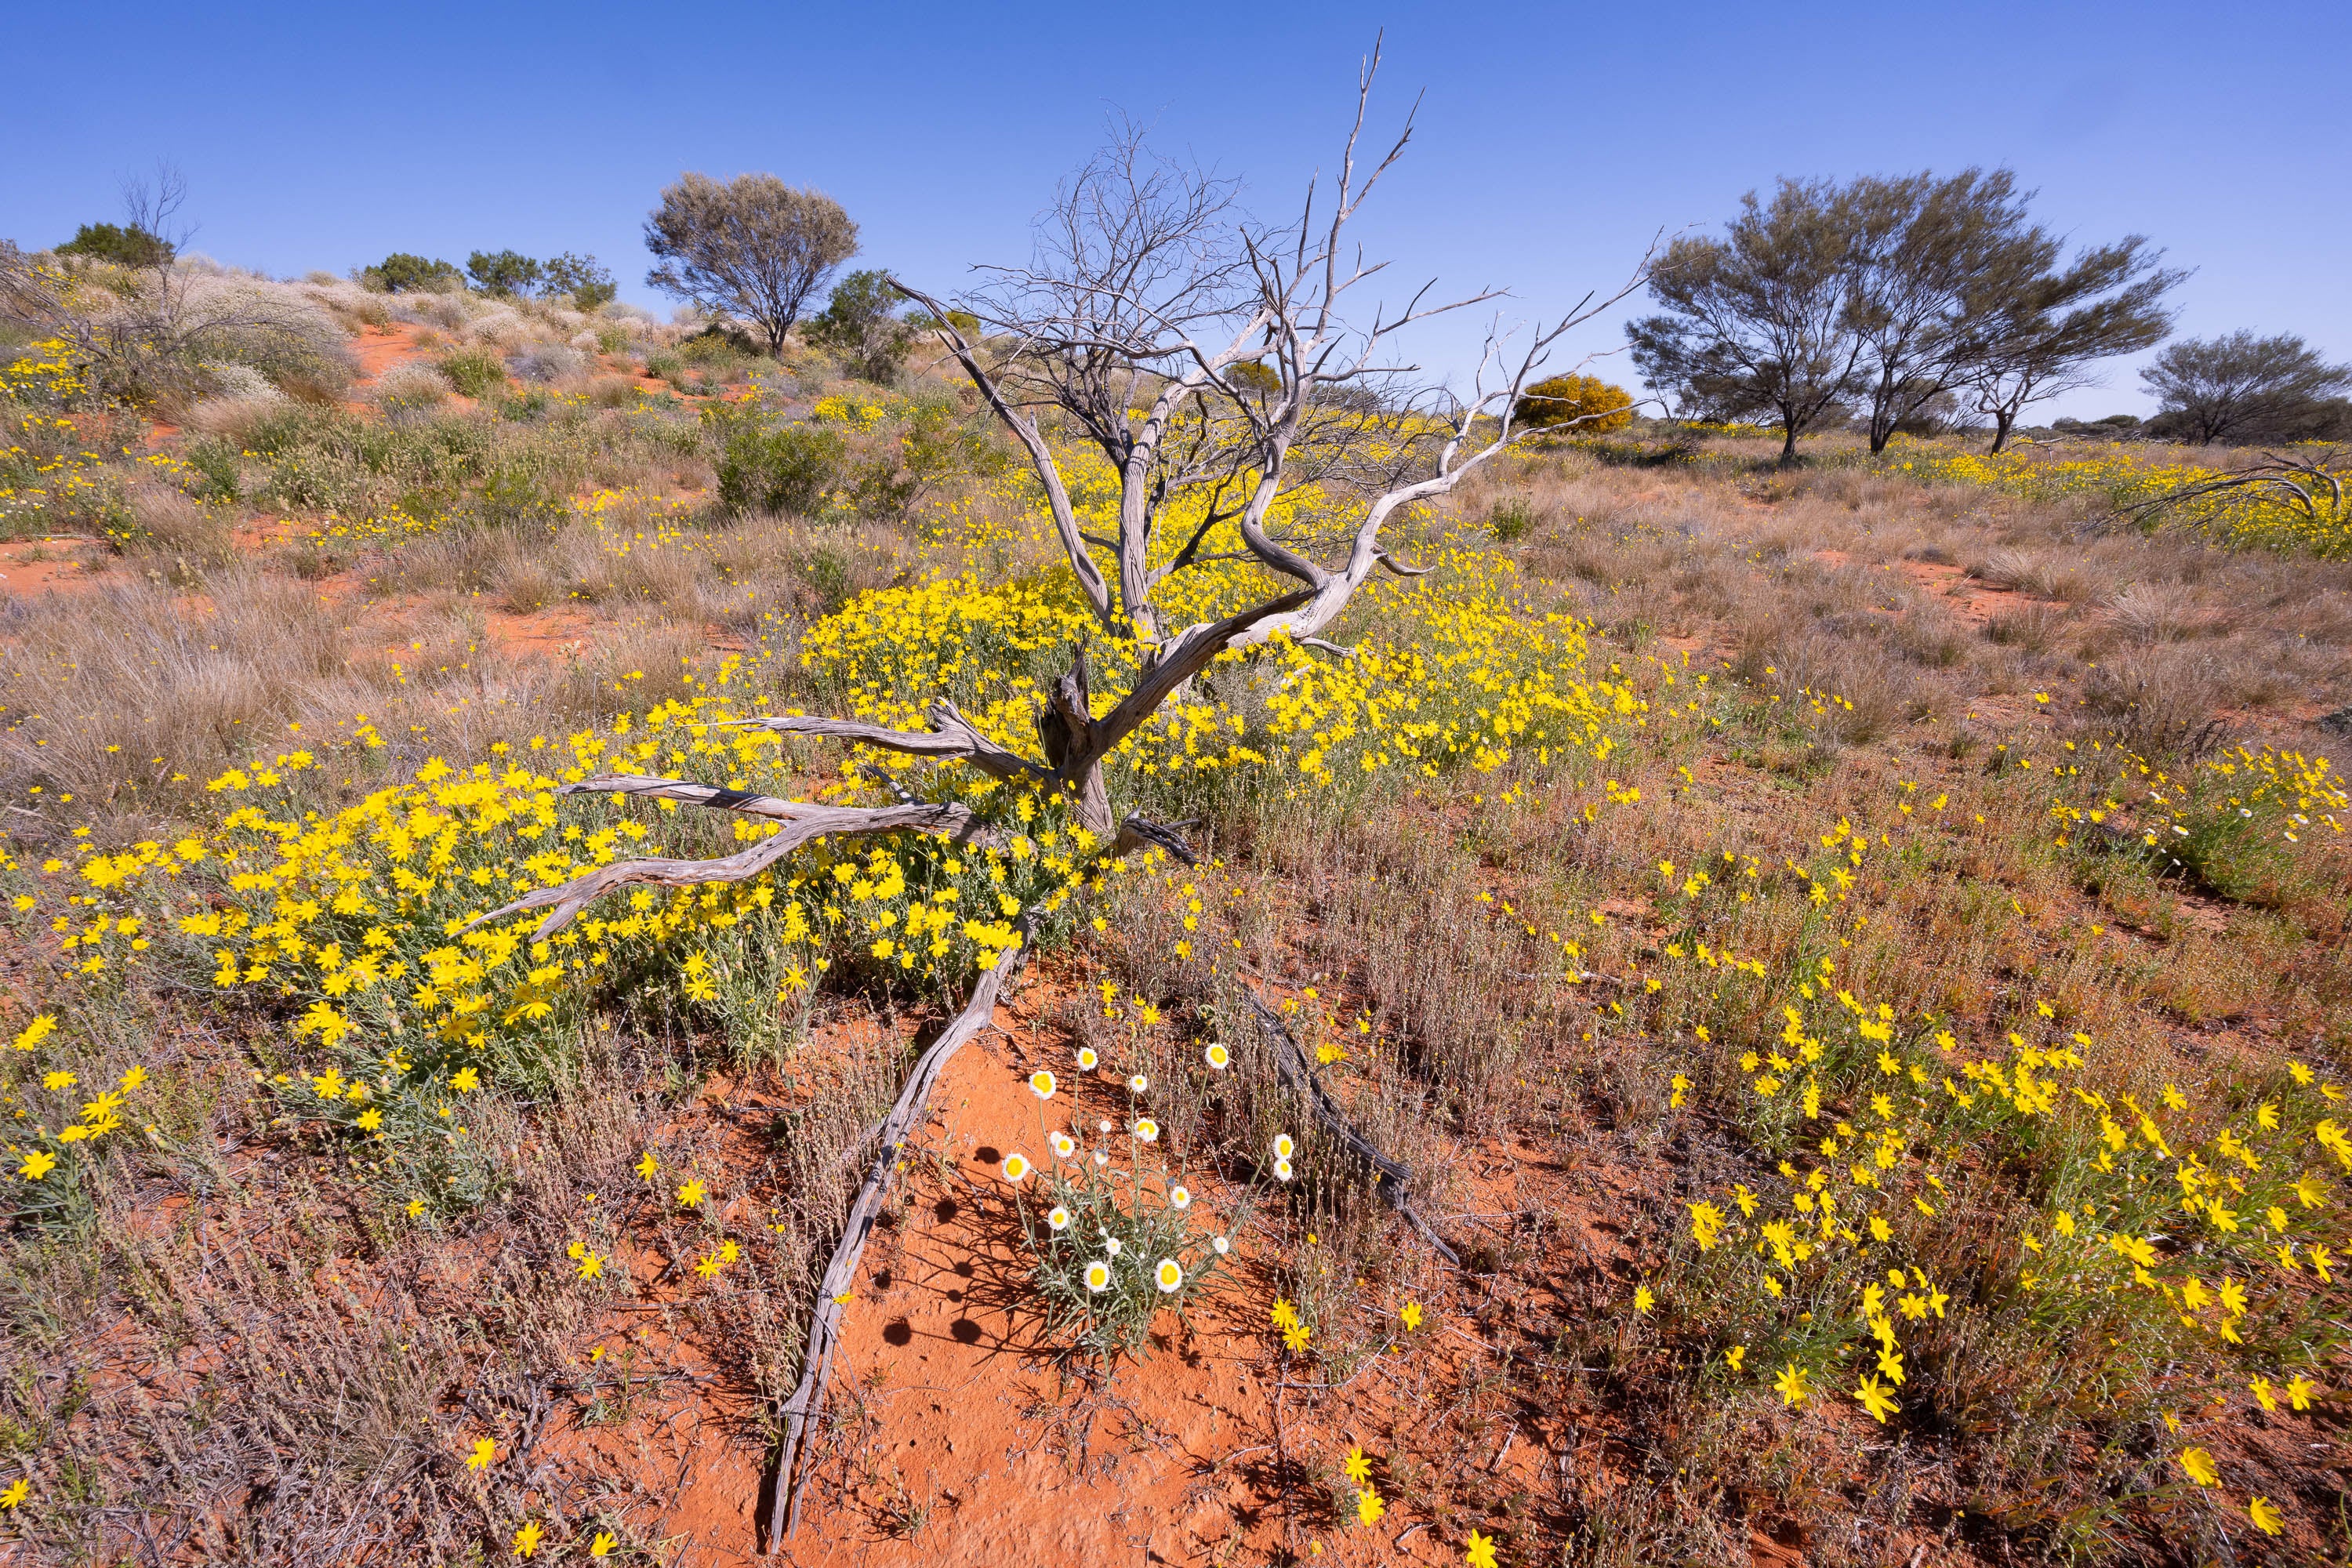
[474, 42, 1650, 1552]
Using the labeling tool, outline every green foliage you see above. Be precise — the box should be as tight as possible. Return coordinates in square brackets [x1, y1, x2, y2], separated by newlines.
[849, 396, 1004, 521]
[436, 350, 506, 400]
[677, 324, 760, 365]
[465, 249, 543, 298]
[181, 436, 243, 503]
[711, 412, 844, 517]
[1487, 496, 1538, 543]
[1517, 373, 1635, 434]
[55, 223, 173, 269]
[542, 252, 617, 310]
[359, 253, 461, 294]
[808, 269, 914, 383]
[1015, 1152, 1235, 1360]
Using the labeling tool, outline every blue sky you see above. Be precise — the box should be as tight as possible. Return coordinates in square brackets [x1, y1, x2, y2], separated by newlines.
[9, 0, 2346, 419]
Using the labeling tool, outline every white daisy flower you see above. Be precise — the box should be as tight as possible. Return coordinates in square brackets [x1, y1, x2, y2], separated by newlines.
[1047, 1205, 1072, 1232]
[1001, 1152, 1030, 1183]
[1076, 1047, 1099, 1070]
[1272, 1133, 1295, 1160]
[1169, 1185, 1191, 1209]
[1084, 1259, 1112, 1292]
[1212, 1235, 1231, 1255]
[1127, 1073, 1149, 1094]
[1272, 1156, 1294, 1182]
[1029, 1070, 1056, 1100]
[1105, 1237, 1123, 1257]
[1133, 1118, 1160, 1143]
[1049, 1131, 1076, 1160]
[1155, 1258, 1183, 1293]
[1204, 1043, 1230, 1070]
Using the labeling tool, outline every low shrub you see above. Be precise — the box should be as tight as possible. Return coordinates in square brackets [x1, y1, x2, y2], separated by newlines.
[507, 344, 586, 384]
[437, 350, 506, 399]
[713, 415, 844, 517]
[359, 253, 461, 294]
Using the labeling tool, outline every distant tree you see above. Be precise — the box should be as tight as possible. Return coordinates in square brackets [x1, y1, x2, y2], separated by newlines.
[1844, 169, 2055, 454]
[2141, 332, 2352, 445]
[56, 222, 174, 270]
[1629, 178, 1869, 464]
[1515, 372, 1635, 434]
[807, 268, 913, 382]
[1965, 234, 2180, 452]
[466, 249, 543, 298]
[540, 251, 617, 310]
[361, 252, 462, 293]
[644, 173, 858, 355]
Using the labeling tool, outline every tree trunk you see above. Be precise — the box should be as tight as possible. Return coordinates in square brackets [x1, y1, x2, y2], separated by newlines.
[1779, 422, 1798, 467]
[1987, 409, 2015, 454]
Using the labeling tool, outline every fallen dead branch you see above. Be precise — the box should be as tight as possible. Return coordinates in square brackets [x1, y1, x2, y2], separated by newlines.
[764, 906, 1037, 1548]
[1241, 989, 1462, 1269]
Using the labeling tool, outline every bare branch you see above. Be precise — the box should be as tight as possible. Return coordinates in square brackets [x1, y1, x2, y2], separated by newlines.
[739, 697, 1055, 788]
[1241, 989, 1460, 1268]
[769, 909, 1036, 1547]
[464, 781, 997, 940]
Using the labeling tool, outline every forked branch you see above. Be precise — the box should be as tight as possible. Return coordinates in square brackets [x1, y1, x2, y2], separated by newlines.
[465, 775, 998, 940]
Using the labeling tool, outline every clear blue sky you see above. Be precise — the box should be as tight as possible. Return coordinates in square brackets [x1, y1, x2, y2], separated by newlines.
[9, 0, 2347, 420]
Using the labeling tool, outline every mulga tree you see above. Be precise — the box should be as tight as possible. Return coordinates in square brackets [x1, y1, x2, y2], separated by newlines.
[481, 46, 1646, 1546]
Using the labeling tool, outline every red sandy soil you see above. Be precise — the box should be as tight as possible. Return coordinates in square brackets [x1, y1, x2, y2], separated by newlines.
[0, 545, 106, 597]
[564, 1003, 1530, 1568]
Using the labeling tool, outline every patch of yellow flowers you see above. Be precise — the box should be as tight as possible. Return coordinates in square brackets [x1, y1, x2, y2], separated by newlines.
[1889, 437, 2352, 557]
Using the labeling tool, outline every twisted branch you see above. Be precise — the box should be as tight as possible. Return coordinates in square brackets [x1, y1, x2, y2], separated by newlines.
[463, 775, 998, 940]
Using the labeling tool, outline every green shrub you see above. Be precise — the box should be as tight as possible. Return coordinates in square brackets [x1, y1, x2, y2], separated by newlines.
[713, 416, 844, 517]
[808, 269, 914, 383]
[471, 461, 566, 531]
[1486, 497, 1538, 543]
[542, 252, 617, 310]
[437, 350, 506, 399]
[678, 324, 760, 366]
[466, 249, 542, 298]
[182, 436, 243, 503]
[55, 223, 172, 269]
[360, 253, 461, 293]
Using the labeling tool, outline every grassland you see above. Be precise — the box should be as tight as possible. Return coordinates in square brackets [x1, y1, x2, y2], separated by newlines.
[1, 281, 2348, 1566]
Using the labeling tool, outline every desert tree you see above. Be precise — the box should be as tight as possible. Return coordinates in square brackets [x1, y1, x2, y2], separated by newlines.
[1628, 178, 1868, 463]
[1846, 170, 2180, 454]
[806, 267, 916, 382]
[1843, 169, 2054, 454]
[477, 45, 1649, 1550]
[643, 172, 858, 354]
[464, 249, 542, 298]
[2141, 331, 2352, 445]
[1966, 235, 2180, 452]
